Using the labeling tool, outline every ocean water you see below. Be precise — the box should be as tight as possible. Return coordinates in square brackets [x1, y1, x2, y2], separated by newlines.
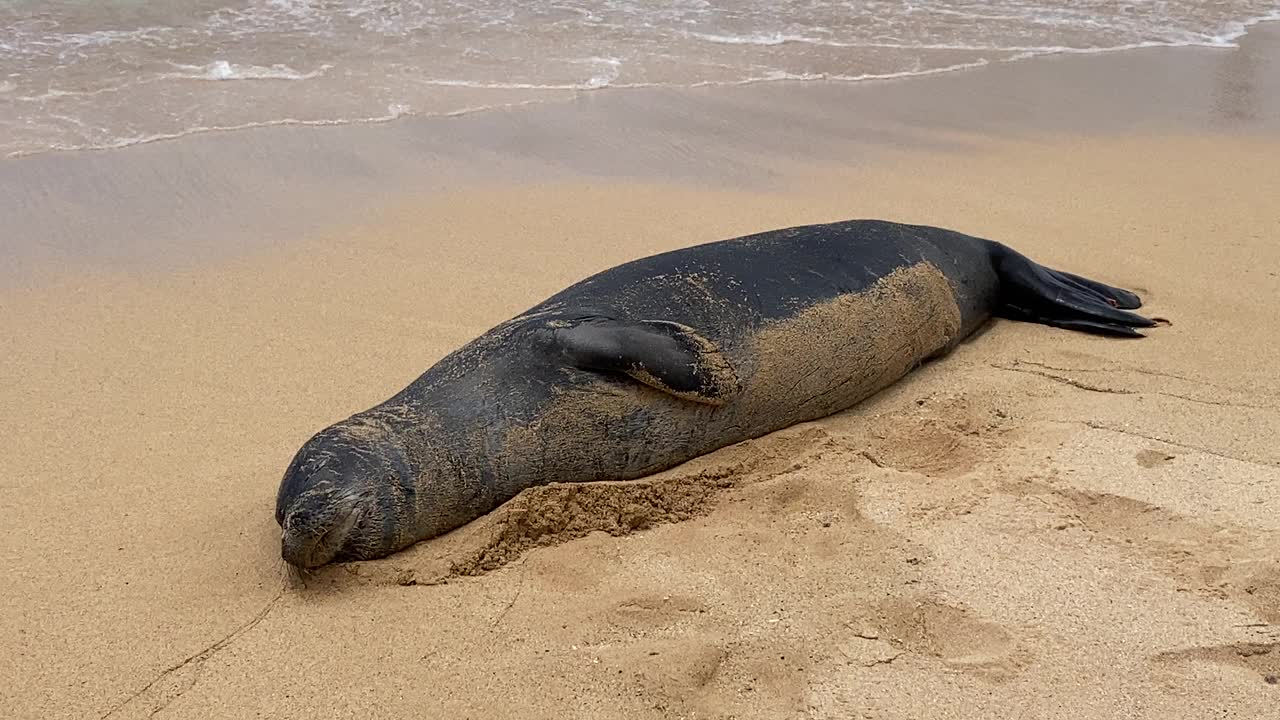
[2, 1, 1279, 156]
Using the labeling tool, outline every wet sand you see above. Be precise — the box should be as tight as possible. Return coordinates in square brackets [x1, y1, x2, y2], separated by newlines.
[3, 24, 1280, 720]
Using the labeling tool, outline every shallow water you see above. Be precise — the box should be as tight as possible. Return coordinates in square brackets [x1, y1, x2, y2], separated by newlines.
[2, 0, 1279, 156]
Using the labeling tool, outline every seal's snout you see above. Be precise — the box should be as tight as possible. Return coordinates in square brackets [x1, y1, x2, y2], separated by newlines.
[275, 421, 413, 569]
[280, 509, 323, 568]
[280, 499, 360, 569]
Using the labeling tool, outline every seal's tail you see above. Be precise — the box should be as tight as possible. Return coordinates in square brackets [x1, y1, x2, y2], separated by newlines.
[987, 241, 1159, 338]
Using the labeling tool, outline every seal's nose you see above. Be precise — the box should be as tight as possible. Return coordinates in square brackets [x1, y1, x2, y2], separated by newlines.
[281, 533, 313, 568]
[280, 511, 322, 568]
[280, 501, 362, 569]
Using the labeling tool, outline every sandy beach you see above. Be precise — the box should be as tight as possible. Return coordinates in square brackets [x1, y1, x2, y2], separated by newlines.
[3, 21, 1280, 720]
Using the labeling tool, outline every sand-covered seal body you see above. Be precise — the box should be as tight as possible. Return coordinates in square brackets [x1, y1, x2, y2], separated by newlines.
[276, 220, 1155, 568]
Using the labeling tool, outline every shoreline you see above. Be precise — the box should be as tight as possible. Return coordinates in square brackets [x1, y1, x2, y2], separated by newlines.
[3, 21, 1279, 288]
[6, 15, 1280, 162]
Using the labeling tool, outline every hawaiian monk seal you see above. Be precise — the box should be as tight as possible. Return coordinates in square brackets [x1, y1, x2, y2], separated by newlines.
[275, 219, 1156, 568]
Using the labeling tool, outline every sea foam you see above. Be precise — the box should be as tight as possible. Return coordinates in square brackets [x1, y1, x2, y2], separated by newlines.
[168, 61, 331, 81]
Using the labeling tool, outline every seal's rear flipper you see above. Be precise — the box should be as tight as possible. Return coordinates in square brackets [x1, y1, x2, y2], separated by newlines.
[552, 317, 741, 405]
[988, 242, 1158, 337]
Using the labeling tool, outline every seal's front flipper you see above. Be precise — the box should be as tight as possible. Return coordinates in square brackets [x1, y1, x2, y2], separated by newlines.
[552, 317, 741, 405]
[988, 242, 1158, 337]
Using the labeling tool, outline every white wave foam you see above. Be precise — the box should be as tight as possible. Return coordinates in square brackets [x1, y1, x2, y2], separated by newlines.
[8, 78, 171, 103]
[1200, 8, 1280, 46]
[710, 59, 995, 87]
[167, 60, 331, 81]
[686, 31, 823, 46]
[422, 57, 623, 91]
[579, 57, 622, 89]
[4, 58, 1003, 158]
[420, 79, 582, 91]
[7, 26, 176, 56]
[1, 98, 558, 158]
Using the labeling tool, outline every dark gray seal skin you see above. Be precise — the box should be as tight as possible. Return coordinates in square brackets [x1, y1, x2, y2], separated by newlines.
[275, 219, 1156, 568]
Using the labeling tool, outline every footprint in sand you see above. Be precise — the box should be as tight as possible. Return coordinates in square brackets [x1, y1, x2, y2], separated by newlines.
[594, 639, 729, 712]
[851, 394, 1011, 479]
[1003, 477, 1280, 686]
[1007, 481, 1280, 624]
[1136, 448, 1176, 468]
[853, 597, 1029, 681]
[1154, 639, 1280, 685]
[603, 591, 709, 632]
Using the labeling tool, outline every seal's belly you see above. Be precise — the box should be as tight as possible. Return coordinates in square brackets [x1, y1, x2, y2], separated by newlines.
[498, 261, 963, 488]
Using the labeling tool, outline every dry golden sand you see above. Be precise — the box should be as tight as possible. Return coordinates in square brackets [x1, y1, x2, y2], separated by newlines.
[4, 36, 1280, 720]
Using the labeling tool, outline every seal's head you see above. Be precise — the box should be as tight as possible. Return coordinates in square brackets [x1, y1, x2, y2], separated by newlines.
[275, 421, 416, 569]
